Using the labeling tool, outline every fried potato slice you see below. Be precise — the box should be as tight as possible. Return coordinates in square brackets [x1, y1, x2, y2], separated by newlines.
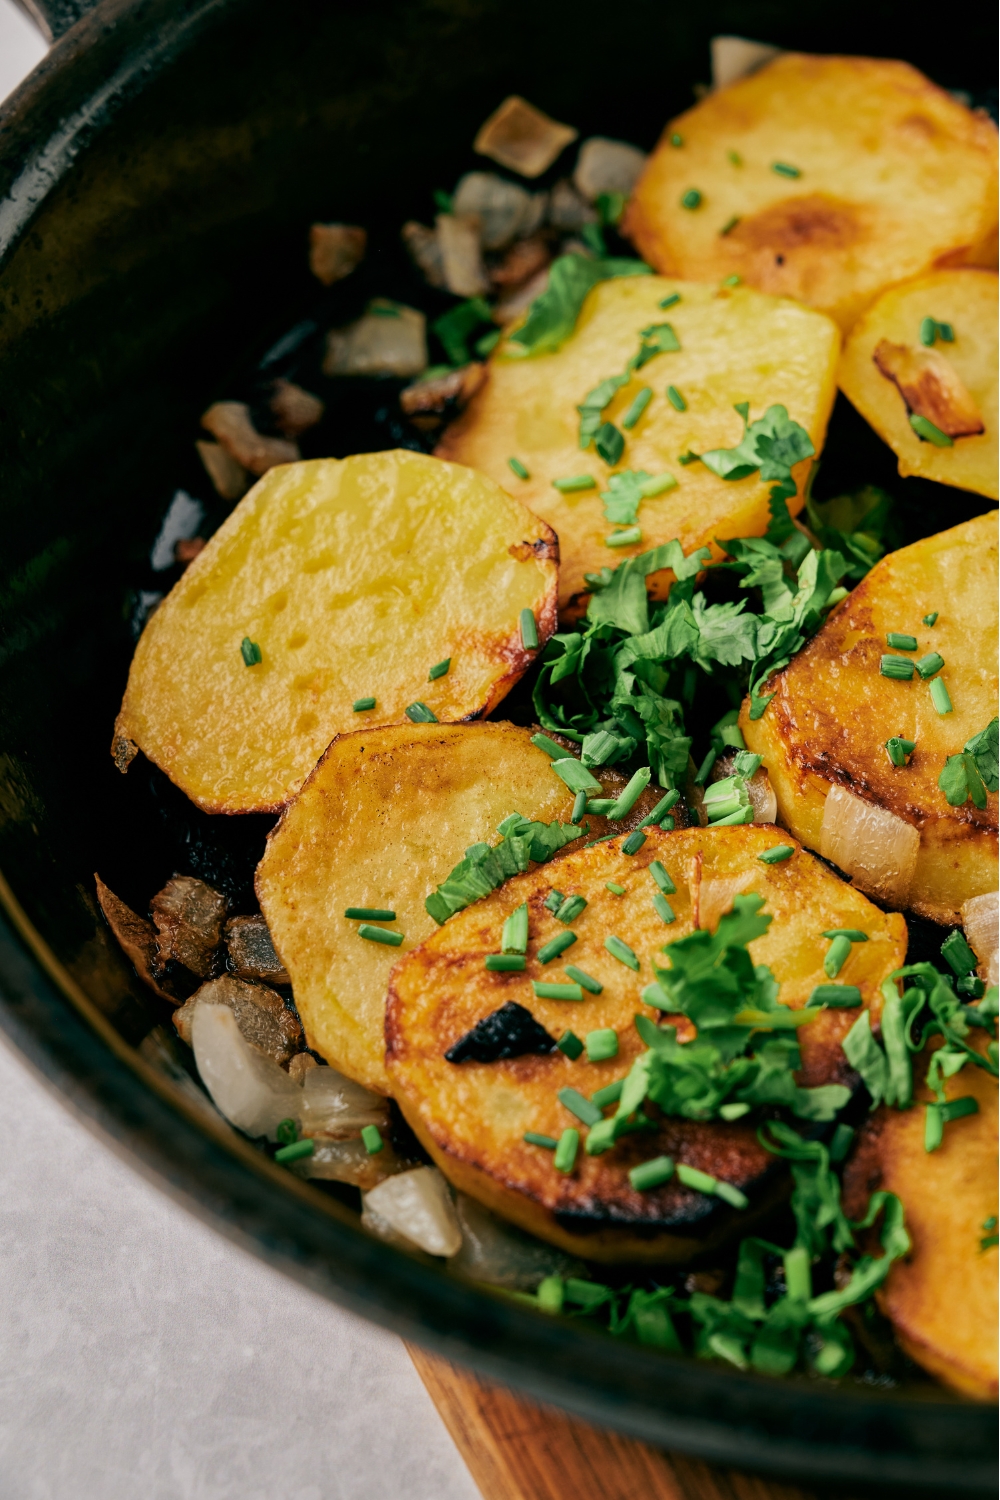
[113, 452, 557, 812]
[624, 55, 999, 333]
[437, 275, 839, 610]
[839, 271, 998, 499]
[741, 513, 999, 924]
[385, 825, 906, 1263]
[842, 1045, 998, 1399]
[256, 722, 665, 1094]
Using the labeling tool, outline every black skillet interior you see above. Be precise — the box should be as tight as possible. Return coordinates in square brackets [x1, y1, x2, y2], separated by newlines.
[0, 0, 997, 1491]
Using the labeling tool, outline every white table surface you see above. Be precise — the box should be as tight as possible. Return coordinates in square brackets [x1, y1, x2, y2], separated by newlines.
[0, 11, 477, 1495]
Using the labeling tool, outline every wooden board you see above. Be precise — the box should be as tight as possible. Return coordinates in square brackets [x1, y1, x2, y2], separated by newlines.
[409, 1344, 857, 1500]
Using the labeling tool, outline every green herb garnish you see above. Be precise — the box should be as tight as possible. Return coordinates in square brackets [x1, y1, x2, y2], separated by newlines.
[910, 414, 953, 446]
[358, 924, 404, 946]
[524, 1130, 559, 1148]
[622, 829, 647, 855]
[537, 931, 578, 964]
[681, 189, 702, 209]
[425, 815, 583, 925]
[939, 717, 998, 808]
[666, 384, 687, 411]
[621, 387, 653, 430]
[241, 637, 262, 667]
[586, 1028, 619, 1062]
[886, 632, 917, 651]
[428, 658, 451, 680]
[885, 736, 915, 767]
[507, 254, 652, 358]
[352, 696, 376, 712]
[915, 651, 944, 679]
[508, 457, 530, 480]
[880, 656, 914, 681]
[629, 1155, 674, 1190]
[929, 678, 953, 714]
[604, 934, 639, 971]
[405, 701, 438, 723]
[486, 954, 526, 971]
[558, 1088, 603, 1126]
[534, 980, 584, 1001]
[758, 845, 794, 864]
[554, 1128, 580, 1172]
[565, 964, 603, 994]
[361, 1125, 384, 1154]
[520, 608, 539, 651]
[553, 474, 597, 492]
[345, 907, 396, 921]
[772, 162, 801, 178]
[557, 1032, 583, 1060]
[274, 1139, 314, 1164]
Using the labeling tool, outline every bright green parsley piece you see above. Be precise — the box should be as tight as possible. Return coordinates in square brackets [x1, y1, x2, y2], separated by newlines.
[719, 1102, 750, 1120]
[666, 384, 686, 411]
[508, 457, 530, 479]
[485, 954, 526, 971]
[558, 1088, 602, 1127]
[345, 907, 395, 921]
[358, 923, 404, 946]
[557, 1031, 583, 1060]
[361, 1125, 384, 1154]
[915, 651, 944, 679]
[930, 677, 953, 714]
[520, 608, 539, 651]
[586, 1028, 618, 1062]
[824, 933, 853, 978]
[405, 701, 438, 723]
[533, 980, 584, 1001]
[629, 1155, 674, 1191]
[910, 413, 953, 446]
[537, 931, 578, 965]
[605, 881, 626, 896]
[719, 216, 740, 236]
[727, 149, 743, 166]
[564, 964, 604, 995]
[605, 526, 642, 548]
[658, 293, 681, 309]
[621, 387, 653, 431]
[604, 934, 639, 971]
[554, 1128, 580, 1172]
[274, 1138, 314, 1165]
[595, 422, 625, 465]
[241, 637, 262, 667]
[552, 474, 597, 492]
[886, 632, 917, 651]
[428, 658, 451, 680]
[885, 736, 916, 767]
[923, 612, 939, 627]
[524, 1130, 559, 1148]
[880, 655, 914, 681]
[622, 829, 647, 856]
[680, 189, 702, 209]
[772, 161, 801, 178]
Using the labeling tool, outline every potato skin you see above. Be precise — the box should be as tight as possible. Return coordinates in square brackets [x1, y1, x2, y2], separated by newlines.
[115, 452, 558, 813]
[741, 513, 999, 924]
[386, 825, 906, 1263]
[842, 1045, 998, 1400]
[839, 270, 998, 500]
[437, 275, 839, 612]
[256, 722, 665, 1094]
[625, 55, 999, 333]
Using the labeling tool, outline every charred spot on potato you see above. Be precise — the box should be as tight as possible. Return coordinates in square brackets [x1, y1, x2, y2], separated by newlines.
[734, 196, 865, 254]
[872, 339, 985, 438]
[445, 1001, 556, 1064]
[508, 537, 559, 564]
[224, 913, 290, 985]
[151, 875, 227, 979]
[173, 972, 301, 1064]
[94, 874, 180, 1004]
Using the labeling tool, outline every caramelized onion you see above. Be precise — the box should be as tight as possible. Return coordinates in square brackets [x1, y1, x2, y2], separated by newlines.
[962, 891, 999, 986]
[190, 1004, 301, 1141]
[819, 784, 918, 906]
[362, 1167, 462, 1257]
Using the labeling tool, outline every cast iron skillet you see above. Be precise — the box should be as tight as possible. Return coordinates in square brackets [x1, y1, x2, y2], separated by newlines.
[0, 1, 997, 1490]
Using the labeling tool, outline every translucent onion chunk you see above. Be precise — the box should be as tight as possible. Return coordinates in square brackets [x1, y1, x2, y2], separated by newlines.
[300, 1066, 390, 1136]
[962, 891, 999, 986]
[747, 768, 778, 824]
[361, 1167, 462, 1257]
[820, 783, 918, 906]
[292, 1135, 406, 1189]
[190, 1004, 301, 1140]
[448, 1193, 583, 1290]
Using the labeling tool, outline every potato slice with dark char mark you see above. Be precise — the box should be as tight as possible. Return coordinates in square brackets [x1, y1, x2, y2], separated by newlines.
[624, 55, 998, 333]
[114, 452, 558, 813]
[385, 825, 906, 1263]
[741, 513, 999, 924]
[256, 721, 669, 1095]
[842, 1042, 998, 1400]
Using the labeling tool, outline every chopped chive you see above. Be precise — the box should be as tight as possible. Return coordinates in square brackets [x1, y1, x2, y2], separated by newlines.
[274, 1138, 314, 1164]
[502, 902, 529, 954]
[910, 413, 953, 446]
[537, 931, 577, 964]
[758, 844, 794, 864]
[720, 215, 740, 236]
[715, 1180, 750, 1209]
[629, 1156, 674, 1191]
[586, 832, 620, 847]
[666, 384, 687, 411]
[807, 984, 862, 1008]
[824, 934, 853, 978]
[929, 677, 953, 714]
[572, 790, 588, 824]
[622, 829, 647, 856]
[937, 322, 955, 342]
[428, 657, 451, 680]
[659, 293, 681, 309]
[941, 929, 977, 977]
[241, 637, 262, 667]
[885, 736, 916, 766]
[276, 1118, 298, 1146]
[537, 1276, 564, 1311]
[544, 890, 565, 914]
[352, 696, 376, 711]
[653, 893, 675, 924]
[533, 981, 584, 1001]
[552, 474, 596, 492]
[886, 632, 917, 651]
[772, 161, 801, 178]
[621, 387, 653, 431]
[694, 748, 717, 784]
[524, 1130, 559, 1149]
[358, 924, 404, 946]
[594, 421, 625, 465]
[564, 964, 603, 995]
[923, 612, 939, 627]
[636, 789, 681, 829]
[550, 757, 602, 794]
[345, 907, 396, 921]
[531, 732, 565, 758]
[659, 815, 675, 831]
[720, 274, 742, 288]
[557, 1031, 584, 1060]
[915, 651, 944, 679]
[670, 133, 683, 147]
[919, 316, 936, 347]
[605, 882, 626, 896]
[607, 766, 652, 820]
[555, 894, 588, 924]
[719, 1102, 750, 1120]
[476, 328, 501, 356]
[880, 655, 914, 681]
[822, 928, 868, 941]
[676, 1162, 716, 1193]
[508, 456, 530, 479]
[649, 860, 676, 894]
[681, 189, 702, 209]
[727, 149, 743, 166]
[586, 1027, 618, 1062]
[361, 1124, 384, 1154]
[554, 1128, 580, 1172]
[678, 449, 700, 465]
[405, 701, 438, 722]
[486, 954, 526, 971]
[520, 608, 539, 650]
[604, 934, 639, 971]
[591, 1079, 624, 1108]
[558, 1088, 602, 1127]
[605, 526, 642, 547]
[585, 799, 617, 815]
[829, 1124, 855, 1162]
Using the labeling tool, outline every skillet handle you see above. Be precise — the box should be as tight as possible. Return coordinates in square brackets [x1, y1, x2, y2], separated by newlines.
[8, 0, 101, 42]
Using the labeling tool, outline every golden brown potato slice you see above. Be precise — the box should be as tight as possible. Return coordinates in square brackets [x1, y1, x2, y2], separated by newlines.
[741, 513, 999, 924]
[256, 722, 665, 1094]
[437, 275, 839, 610]
[624, 55, 999, 333]
[842, 1046, 998, 1399]
[839, 271, 998, 499]
[386, 825, 906, 1263]
[113, 452, 557, 813]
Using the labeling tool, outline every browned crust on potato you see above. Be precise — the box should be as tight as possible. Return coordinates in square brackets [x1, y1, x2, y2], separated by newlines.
[872, 339, 985, 438]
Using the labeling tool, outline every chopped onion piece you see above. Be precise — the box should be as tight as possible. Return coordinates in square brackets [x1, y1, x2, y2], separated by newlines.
[710, 36, 783, 92]
[448, 1194, 582, 1290]
[291, 1135, 405, 1190]
[452, 172, 539, 250]
[436, 213, 489, 298]
[819, 784, 918, 906]
[747, 768, 778, 824]
[573, 137, 646, 201]
[362, 1167, 462, 1257]
[697, 872, 755, 932]
[322, 304, 427, 378]
[962, 891, 999, 986]
[300, 1066, 389, 1135]
[190, 1004, 301, 1141]
[473, 95, 577, 179]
